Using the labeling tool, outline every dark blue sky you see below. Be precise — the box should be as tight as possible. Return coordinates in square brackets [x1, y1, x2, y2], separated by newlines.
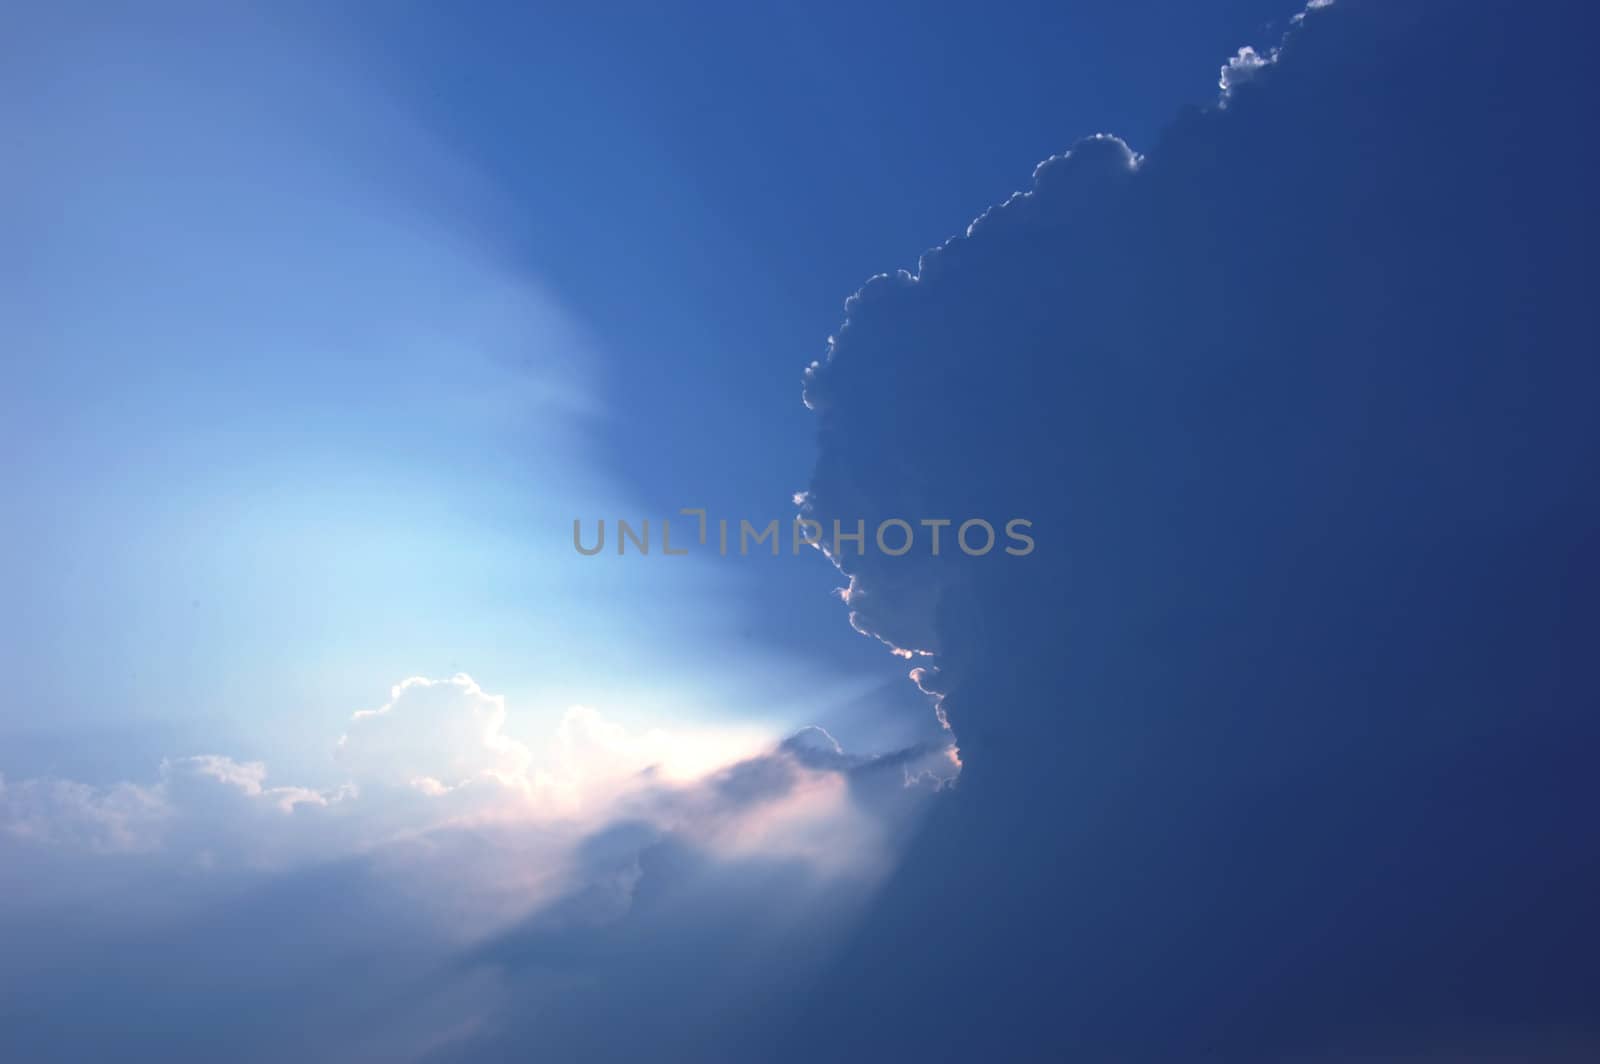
[6, 2, 1597, 1061]
[1, 0, 1314, 771]
[342, 0, 1304, 504]
[304, 0, 1316, 714]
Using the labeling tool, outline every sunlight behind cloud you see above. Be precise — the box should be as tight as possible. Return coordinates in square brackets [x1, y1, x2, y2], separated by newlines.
[2, 673, 922, 884]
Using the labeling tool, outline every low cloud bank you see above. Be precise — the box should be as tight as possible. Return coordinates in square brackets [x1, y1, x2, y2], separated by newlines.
[0, 675, 949, 1062]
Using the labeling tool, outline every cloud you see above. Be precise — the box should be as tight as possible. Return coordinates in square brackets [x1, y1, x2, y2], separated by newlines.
[551, 703, 769, 792]
[9, 1, 1598, 1060]
[5, 674, 932, 876]
[165, 754, 346, 812]
[779, 0, 1600, 1059]
[0, 753, 353, 857]
[1219, 45, 1272, 94]
[336, 674, 534, 795]
[0, 772, 167, 854]
[0, 675, 945, 1061]
[425, 726, 951, 1061]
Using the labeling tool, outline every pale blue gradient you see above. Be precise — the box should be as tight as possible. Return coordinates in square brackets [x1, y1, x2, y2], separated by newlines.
[0, 7, 888, 788]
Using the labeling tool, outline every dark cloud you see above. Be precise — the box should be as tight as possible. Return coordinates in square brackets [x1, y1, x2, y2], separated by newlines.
[8, 2, 1596, 1060]
[780, 0, 1600, 1059]
[419, 733, 945, 1062]
[0, 724, 940, 1063]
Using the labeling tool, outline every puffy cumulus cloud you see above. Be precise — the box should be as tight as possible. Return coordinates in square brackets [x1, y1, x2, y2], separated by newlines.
[781, 0, 1600, 1060]
[4, 674, 937, 876]
[1218, 0, 1335, 101]
[1219, 44, 1271, 94]
[330, 675, 798, 821]
[164, 754, 347, 813]
[336, 674, 533, 795]
[0, 756, 357, 877]
[0, 771, 167, 854]
[0, 676, 948, 1061]
[0, 754, 355, 858]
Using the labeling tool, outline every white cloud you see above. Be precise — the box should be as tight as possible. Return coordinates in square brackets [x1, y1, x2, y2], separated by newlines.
[2, 674, 918, 881]
[1219, 1, 1336, 100]
[0, 771, 167, 854]
[1219, 45, 1272, 94]
[335, 673, 533, 792]
[163, 754, 345, 812]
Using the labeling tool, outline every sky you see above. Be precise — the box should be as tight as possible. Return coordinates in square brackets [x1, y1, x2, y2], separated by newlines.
[2, 0, 1306, 776]
[4, 1, 1599, 1061]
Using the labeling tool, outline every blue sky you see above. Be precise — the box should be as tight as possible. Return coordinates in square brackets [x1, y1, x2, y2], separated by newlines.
[2, 0, 1301, 780]
[7, 2, 1598, 1061]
